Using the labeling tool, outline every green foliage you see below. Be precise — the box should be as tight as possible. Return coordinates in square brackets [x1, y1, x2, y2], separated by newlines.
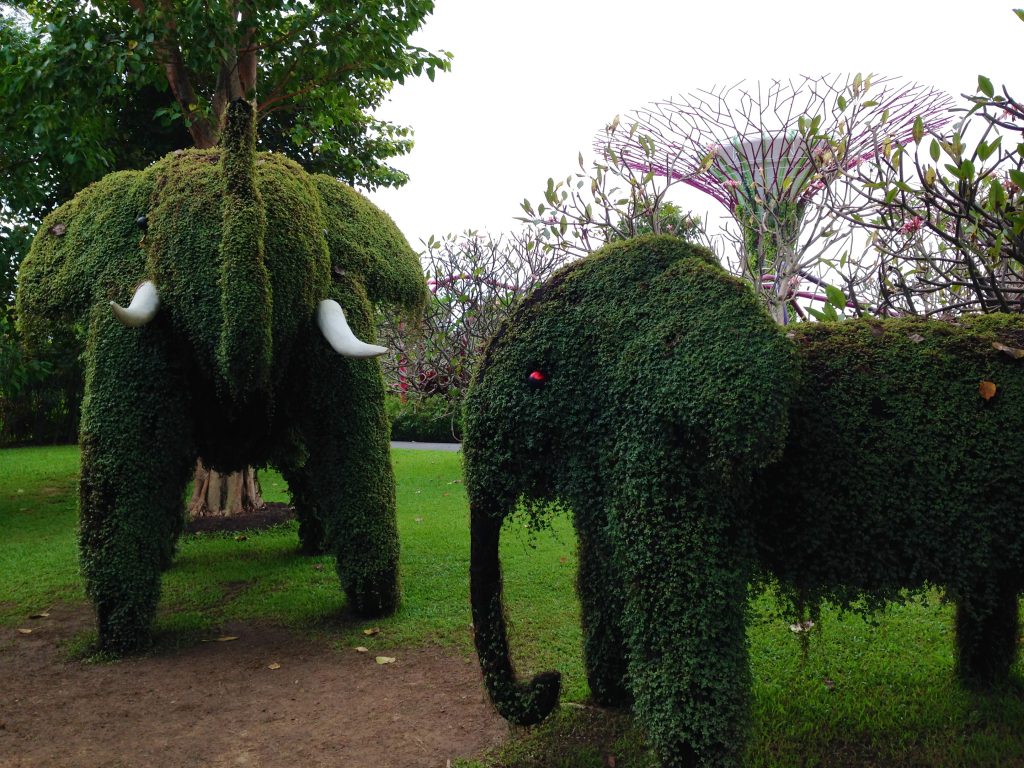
[0, 1, 448, 196]
[463, 235, 1024, 767]
[15, 106, 425, 652]
[759, 314, 1024, 681]
[216, 100, 273, 402]
[519, 123, 705, 262]
[385, 394, 462, 442]
[313, 175, 428, 313]
[465, 235, 798, 764]
[0, 310, 82, 446]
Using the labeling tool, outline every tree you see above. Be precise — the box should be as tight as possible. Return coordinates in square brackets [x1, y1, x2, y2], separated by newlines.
[519, 120, 705, 262]
[825, 73, 1024, 317]
[378, 228, 573, 422]
[3, 0, 448, 511]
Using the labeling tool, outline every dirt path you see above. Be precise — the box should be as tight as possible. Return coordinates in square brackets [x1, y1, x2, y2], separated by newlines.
[0, 604, 507, 768]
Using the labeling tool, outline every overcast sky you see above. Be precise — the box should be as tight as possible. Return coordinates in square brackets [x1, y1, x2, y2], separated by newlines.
[368, 1, 1024, 251]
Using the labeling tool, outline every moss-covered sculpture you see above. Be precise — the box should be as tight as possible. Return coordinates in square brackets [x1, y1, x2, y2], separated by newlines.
[16, 100, 426, 654]
[463, 235, 1024, 768]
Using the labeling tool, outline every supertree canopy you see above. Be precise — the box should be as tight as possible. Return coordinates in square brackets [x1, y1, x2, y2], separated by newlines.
[603, 75, 954, 322]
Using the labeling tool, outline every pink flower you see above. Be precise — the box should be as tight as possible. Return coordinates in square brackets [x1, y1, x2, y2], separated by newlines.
[900, 215, 924, 235]
[722, 179, 741, 189]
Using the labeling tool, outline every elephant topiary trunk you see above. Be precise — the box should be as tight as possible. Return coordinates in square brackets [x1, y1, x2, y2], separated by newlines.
[17, 100, 427, 654]
[463, 234, 1024, 767]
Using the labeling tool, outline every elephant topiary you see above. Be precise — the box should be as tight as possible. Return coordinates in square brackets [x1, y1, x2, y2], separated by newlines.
[463, 235, 1024, 767]
[16, 100, 426, 654]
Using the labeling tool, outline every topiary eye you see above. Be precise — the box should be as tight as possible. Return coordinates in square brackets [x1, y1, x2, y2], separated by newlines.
[527, 370, 547, 389]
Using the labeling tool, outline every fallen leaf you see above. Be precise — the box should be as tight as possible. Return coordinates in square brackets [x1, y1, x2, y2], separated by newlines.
[234, 534, 247, 542]
[49, 223, 66, 237]
[605, 755, 617, 768]
[980, 380, 998, 401]
[355, 646, 369, 653]
[206, 635, 239, 643]
[908, 333, 925, 343]
[268, 662, 281, 670]
[992, 341, 1024, 360]
[28, 611, 50, 619]
[17, 628, 32, 635]
[823, 677, 836, 690]
[375, 656, 396, 665]
[312, 564, 324, 571]
[414, 517, 424, 523]
[789, 620, 815, 634]
[363, 627, 380, 636]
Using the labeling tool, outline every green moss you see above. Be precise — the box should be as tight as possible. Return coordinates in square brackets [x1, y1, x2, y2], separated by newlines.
[216, 99, 272, 402]
[16, 100, 425, 653]
[312, 173, 427, 314]
[463, 235, 1024, 767]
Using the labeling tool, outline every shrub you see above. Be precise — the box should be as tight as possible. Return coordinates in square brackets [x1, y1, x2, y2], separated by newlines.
[386, 394, 462, 442]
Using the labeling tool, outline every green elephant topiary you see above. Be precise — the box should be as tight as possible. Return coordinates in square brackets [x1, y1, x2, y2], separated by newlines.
[16, 100, 427, 654]
[463, 235, 1024, 767]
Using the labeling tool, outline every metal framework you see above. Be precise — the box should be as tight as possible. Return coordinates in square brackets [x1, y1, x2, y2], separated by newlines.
[604, 74, 954, 213]
[602, 75, 954, 322]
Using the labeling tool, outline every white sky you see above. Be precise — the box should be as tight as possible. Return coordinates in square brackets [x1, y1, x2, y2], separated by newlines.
[368, 0, 1024, 251]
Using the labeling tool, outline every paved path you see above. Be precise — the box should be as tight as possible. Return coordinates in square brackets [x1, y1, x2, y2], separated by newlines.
[391, 441, 461, 452]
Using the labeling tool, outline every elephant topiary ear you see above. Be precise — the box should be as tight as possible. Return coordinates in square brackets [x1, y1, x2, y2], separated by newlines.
[313, 175, 427, 316]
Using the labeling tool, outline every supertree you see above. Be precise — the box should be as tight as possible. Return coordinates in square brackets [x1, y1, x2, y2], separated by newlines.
[604, 74, 954, 322]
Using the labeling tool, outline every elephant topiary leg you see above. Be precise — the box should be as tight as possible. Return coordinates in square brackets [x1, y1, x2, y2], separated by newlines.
[613, 493, 751, 768]
[954, 578, 1021, 686]
[78, 311, 194, 654]
[284, 338, 399, 617]
[575, 518, 630, 707]
[283, 472, 327, 555]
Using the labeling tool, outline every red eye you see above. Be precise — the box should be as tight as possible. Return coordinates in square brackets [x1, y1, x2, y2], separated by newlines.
[527, 370, 547, 388]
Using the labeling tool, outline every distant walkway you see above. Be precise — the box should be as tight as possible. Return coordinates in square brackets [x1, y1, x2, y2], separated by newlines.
[391, 441, 461, 452]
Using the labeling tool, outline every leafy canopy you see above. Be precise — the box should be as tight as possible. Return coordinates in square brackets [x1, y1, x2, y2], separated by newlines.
[0, 0, 448, 218]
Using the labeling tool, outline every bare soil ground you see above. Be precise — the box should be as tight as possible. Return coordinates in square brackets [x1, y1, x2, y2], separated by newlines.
[0, 603, 508, 768]
[184, 501, 296, 534]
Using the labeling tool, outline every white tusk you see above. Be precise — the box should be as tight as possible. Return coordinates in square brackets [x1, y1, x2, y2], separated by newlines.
[317, 299, 387, 358]
[110, 281, 160, 327]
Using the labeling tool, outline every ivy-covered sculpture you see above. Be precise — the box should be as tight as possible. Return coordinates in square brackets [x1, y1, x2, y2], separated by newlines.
[463, 235, 1024, 768]
[16, 100, 426, 654]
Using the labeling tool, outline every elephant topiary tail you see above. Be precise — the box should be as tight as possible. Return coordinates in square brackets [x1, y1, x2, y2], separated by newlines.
[216, 98, 273, 402]
[470, 498, 561, 725]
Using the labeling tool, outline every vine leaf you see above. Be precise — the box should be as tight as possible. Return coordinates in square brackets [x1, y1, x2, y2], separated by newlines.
[979, 380, 998, 400]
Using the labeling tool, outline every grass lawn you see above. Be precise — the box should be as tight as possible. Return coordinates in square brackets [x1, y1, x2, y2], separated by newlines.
[1, 444, 1022, 766]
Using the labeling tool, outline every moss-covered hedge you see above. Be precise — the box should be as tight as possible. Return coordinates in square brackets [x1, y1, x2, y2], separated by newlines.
[17, 100, 426, 653]
[463, 235, 1024, 768]
[385, 394, 462, 442]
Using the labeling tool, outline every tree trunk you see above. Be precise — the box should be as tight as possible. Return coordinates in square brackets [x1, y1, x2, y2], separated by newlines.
[188, 461, 264, 517]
